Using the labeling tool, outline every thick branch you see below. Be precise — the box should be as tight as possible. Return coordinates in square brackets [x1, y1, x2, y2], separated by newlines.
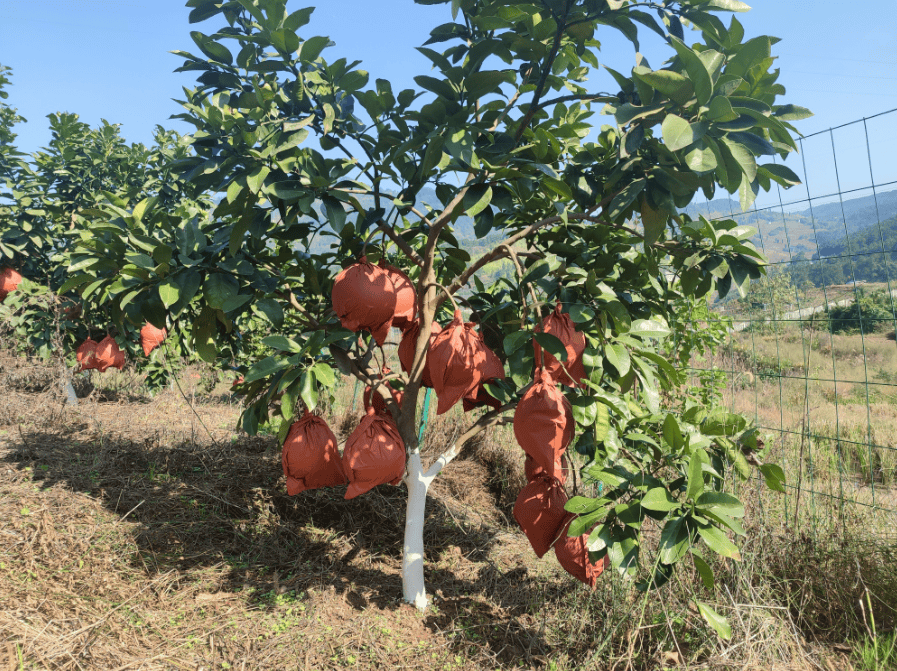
[423, 406, 516, 481]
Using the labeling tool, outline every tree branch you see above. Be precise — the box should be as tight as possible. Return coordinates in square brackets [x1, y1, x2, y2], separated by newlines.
[423, 405, 516, 481]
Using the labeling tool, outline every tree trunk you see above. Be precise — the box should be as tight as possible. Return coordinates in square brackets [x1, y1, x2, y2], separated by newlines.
[60, 363, 78, 406]
[402, 450, 430, 609]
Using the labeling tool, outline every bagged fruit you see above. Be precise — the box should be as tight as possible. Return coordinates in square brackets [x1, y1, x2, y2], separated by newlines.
[533, 302, 587, 387]
[462, 345, 505, 412]
[399, 320, 441, 388]
[554, 515, 609, 589]
[94, 336, 124, 373]
[379, 260, 416, 331]
[76, 339, 99, 372]
[282, 412, 347, 495]
[513, 476, 569, 558]
[0, 267, 22, 301]
[428, 310, 495, 415]
[342, 408, 406, 499]
[331, 256, 397, 346]
[140, 322, 167, 356]
[513, 368, 574, 475]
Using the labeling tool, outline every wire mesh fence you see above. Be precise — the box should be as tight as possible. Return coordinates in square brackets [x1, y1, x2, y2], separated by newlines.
[686, 107, 897, 539]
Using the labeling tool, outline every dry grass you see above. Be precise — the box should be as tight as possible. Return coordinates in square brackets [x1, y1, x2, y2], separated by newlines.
[0, 351, 873, 670]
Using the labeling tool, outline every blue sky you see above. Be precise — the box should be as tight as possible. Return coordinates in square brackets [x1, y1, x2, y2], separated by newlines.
[1, 0, 895, 210]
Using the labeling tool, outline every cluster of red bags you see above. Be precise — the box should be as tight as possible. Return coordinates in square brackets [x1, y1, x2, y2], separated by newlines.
[510, 305, 606, 588]
[76, 336, 126, 372]
[281, 407, 406, 501]
[0, 267, 22, 301]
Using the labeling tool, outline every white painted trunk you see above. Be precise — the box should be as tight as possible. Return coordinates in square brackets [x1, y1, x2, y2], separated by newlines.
[402, 451, 430, 610]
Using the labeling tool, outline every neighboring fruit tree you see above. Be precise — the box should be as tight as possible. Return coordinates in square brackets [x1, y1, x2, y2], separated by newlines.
[59, 0, 805, 625]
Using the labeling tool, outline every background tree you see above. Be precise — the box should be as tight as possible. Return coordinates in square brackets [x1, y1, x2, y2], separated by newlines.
[64, 0, 806, 621]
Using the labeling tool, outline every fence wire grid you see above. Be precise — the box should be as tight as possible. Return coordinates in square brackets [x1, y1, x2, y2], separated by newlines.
[686, 107, 897, 538]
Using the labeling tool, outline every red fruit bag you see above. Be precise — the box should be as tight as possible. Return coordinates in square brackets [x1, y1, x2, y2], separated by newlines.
[76, 339, 99, 372]
[428, 310, 495, 415]
[513, 476, 569, 558]
[94, 336, 123, 373]
[533, 302, 587, 388]
[462, 345, 505, 412]
[524, 453, 569, 485]
[379, 260, 416, 331]
[140, 322, 167, 356]
[331, 256, 397, 346]
[513, 368, 574, 476]
[363, 367, 404, 417]
[554, 516, 609, 589]
[282, 412, 347, 495]
[342, 408, 406, 499]
[399, 320, 441, 388]
[112, 348, 126, 371]
[0, 267, 22, 301]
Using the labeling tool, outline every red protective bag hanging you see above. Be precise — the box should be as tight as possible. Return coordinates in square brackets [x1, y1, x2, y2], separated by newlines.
[513, 368, 574, 475]
[331, 256, 397, 346]
[524, 453, 569, 485]
[533, 302, 587, 388]
[363, 366, 404, 417]
[0, 267, 22, 301]
[399, 320, 441, 388]
[76, 338, 99, 372]
[281, 412, 347, 495]
[342, 408, 406, 499]
[513, 476, 570, 558]
[112, 348, 126, 371]
[379, 260, 416, 331]
[140, 322, 167, 356]
[428, 310, 495, 415]
[554, 516, 609, 589]
[94, 336, 123, 373]
[462, 345, 506, 412]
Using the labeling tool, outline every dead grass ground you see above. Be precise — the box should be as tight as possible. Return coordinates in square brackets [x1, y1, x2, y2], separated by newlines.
[0, 353, 879, 671]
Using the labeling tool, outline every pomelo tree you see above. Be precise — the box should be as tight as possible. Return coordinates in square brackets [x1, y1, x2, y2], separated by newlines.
[0, 67, 215, 393]
[65, 0, 806, 617]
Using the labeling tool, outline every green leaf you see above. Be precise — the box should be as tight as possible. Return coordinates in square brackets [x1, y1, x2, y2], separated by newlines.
[571, 396, 598, 426]
[640, 199, 667, 245]
[158, 278, 180, 308]
[190, 31, 233, 65]
[685, 142, 718, 173]
[204, 273, 239, 310]
[706, 96, 738, 122]
[533, 332, 567, 362]
[244, 355, 290, 384]
[605, 343, 630, 377]
[687, 449, 708, 500]
[641, 487, 680, 512]
[322, 196, 347, 234]
[262, 335, 303, 352]
[706, 0, 751, 10]
[254, 298, 284, 328]
[594, 403, 610, 442]
[759, 163, 801, 187]
[696, 492, 745, 518]
[300, 369, 318, 411]
[662, 115, 705, 152]
[503, 330, 531, 356]
[463, 184, 493, 217]
[760, 463, 786, 493]
[300, 35, 331, 63]
[691, 550, 715, 589]
[312, 362, 336, 386]
[608, 178, 646, 221]
[670, 38, 713, 105]
[696, 602, 732, 641]
[663, 413, 685, 451]
[565, 496, 605, 515]
[773, 104, 813, 121]
[247, 165, 270, 194]
[629, 319, 670, 339]
[726, 36, 770, 79]
[658, 517, 690, 565]
[270, 28, 300, 55]
[634, 68, 693, 105]
[697, 524, 741, 561]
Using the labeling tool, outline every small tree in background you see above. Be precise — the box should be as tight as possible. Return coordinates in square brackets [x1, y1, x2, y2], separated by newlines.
[61, 0, 808, 622]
